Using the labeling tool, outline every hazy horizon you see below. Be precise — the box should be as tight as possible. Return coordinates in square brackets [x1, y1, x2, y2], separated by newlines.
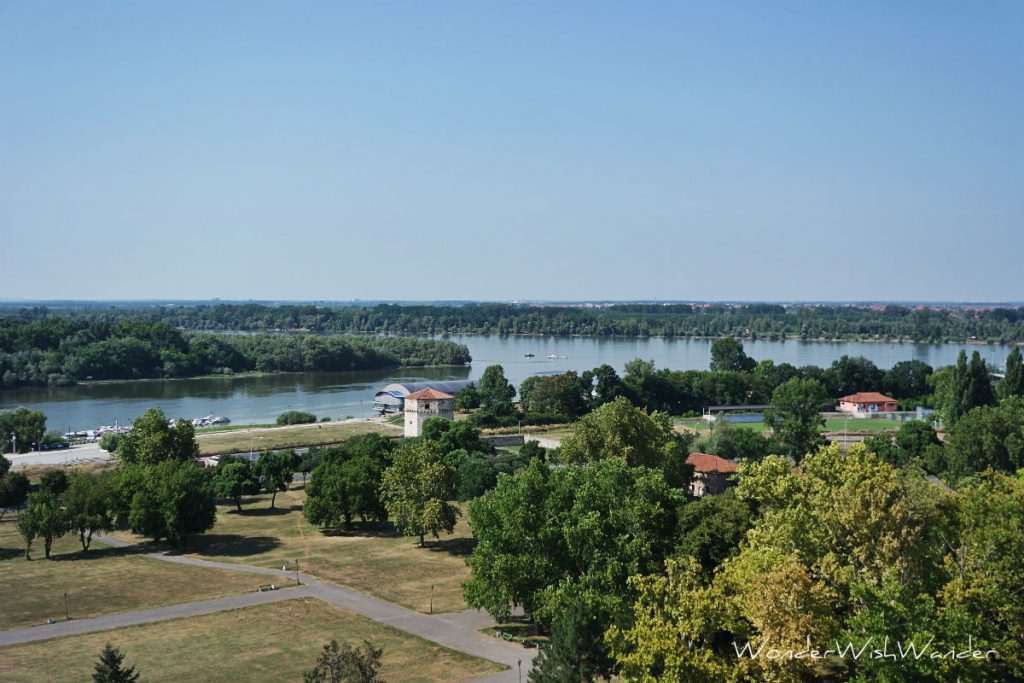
[2, 3, 1022, 301]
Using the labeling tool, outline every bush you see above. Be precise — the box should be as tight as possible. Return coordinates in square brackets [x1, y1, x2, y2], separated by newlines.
[99, 432, 123, 453]
[277, 411, 317, 426]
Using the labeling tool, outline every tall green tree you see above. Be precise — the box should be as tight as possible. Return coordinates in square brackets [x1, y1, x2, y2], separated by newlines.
[464, 459, 682, 629]
[709, 337, 756, 373]
[380, 440, 459, 546]
[302, 640, 384, 683]
[19, 490, 68, 559]
[254, 451, 294, 508]
[211, 459, 260, 512]
[883, 359, 934, 400]
[114, 461, 216, 546]
[529, 596, 610, 683]
[1001, 347, 1024, 399]
[116, 407, 199, 465]
[92, 644, 140, 683]
[304, 454, 388, 529]
[948, 350, 997, 425]
[477, 364, 516, 416]
[0, 471, 30, 522]
[64, 471, 115, 551]
[0, 406, 46, 454]
[557, 397, 692, 488]
[766, 377, 827, 463]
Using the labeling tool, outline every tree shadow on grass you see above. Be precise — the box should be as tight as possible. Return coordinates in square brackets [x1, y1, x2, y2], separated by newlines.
[51, 545, 139, 562]
[228, 506, 291, 517]
[177, 534, 282, 558]
[0, 546, 24, 561]
[319, 522, 398, 539]
[425, 536, 477, 557]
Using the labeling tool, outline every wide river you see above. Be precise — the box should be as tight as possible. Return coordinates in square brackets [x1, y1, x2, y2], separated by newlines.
[0, 336, 1014, 432]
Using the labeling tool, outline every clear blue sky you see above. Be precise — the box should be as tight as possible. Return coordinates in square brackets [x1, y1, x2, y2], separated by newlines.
[1, 2, 1021, 302]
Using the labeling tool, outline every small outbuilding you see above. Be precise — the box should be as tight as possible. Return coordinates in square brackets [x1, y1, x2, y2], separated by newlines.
[686, 452, 739, 497]
[837, 392, 898, 414]
[404, 388, 455, 438]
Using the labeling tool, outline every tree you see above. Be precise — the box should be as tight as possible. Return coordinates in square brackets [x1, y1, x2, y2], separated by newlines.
[92, 644, 140, 683]
[39, 470, 69, 496]
[557, 397, 692, 488]
[453, 385, 481, 411]
[380, 440, 459, 546]
[456, 454, 498, 501]
[865, 420, 941, 468]
[477, 364, 516, 416]
[709, 337, 755, 373]
[304, 453, 388, 529]
[116, 407, 199, 465]
[420, 418, 493, 456]
[464, 459, 682, 631]
[211, 459, 260, 512]
[302, 639, 384, 683]
[254, 451, 294, 508]
[947, 350, 997, 425]
[766, 377, 827, 463]
[0, 471, 30, 522]
[674, 489, 754, 576]
[113, 461, 216, 546]
[883, 359, 934, 400]
[824, 355, 884, 397]
[0, 406, 46, 454]
[942, 399, 1024, 482]
[519, 371, 592, 419]
[1001, 347, 1024, 399]
[277, 410, 318, 426]
[708, 421, 776, 462]
[0, 453, 8, 479]
[529, 596, 610, 683]
[20, 490, 68, 559]
[64, 471, 115, 551]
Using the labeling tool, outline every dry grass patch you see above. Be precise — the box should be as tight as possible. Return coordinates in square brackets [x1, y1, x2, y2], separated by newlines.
[116, 486, 475, 613]
[0, 599, 504, 683]
[0, 518, 264, 631]
[196, 420, 400, 455]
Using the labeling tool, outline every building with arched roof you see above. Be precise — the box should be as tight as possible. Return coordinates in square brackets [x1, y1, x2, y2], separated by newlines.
[372, 380, 475, 414]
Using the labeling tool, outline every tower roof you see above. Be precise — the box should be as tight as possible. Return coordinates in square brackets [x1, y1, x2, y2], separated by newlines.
[405, 388, 455, 401]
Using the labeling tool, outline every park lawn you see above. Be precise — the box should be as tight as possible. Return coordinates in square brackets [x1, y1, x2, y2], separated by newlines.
[0, 519, 265, 631]
[0, 598, 504, 683]
[115, 486, 476, 614]
[195, 420, 401, 455]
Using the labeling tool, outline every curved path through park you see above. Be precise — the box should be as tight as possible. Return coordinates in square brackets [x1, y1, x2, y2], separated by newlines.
[0, 533, 535, 682]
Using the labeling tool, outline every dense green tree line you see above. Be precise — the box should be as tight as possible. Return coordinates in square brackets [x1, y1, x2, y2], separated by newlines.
[7, 302, 1024, 342]
[0, 317, 470, 388]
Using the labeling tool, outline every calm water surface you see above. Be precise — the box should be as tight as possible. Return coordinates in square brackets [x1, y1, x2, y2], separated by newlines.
[1, 336, 1013, 431]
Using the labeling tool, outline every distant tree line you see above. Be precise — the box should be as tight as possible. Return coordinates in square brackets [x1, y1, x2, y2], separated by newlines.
[0, 317, 470, 388]
[6, 301, 1024, 342]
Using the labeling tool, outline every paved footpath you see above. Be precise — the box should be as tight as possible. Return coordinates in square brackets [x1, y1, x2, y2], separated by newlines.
[0, 533, 534, 682]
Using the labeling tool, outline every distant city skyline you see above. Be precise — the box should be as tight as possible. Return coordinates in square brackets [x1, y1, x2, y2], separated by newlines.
[2, 2, 1022, 301]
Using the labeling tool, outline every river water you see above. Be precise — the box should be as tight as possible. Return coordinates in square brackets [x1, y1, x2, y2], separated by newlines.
[0, 335, 1013, 431]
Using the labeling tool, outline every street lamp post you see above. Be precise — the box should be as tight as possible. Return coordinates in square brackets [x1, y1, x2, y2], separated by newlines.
[64, 591, 69, 620]
[518, 659, 522, 683]
[429, 584, 434, 614]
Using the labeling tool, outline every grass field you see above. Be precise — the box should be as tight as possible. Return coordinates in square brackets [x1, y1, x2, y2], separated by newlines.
[115, 486, 476, 614]
[195, 420, 401, 455]
[0, 599, 504, 683]
[822, 418, 901, 433]
[0, 519, 263, 631]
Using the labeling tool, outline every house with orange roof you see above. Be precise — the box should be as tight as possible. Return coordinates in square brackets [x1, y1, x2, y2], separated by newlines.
[837, 392, 898, 414]
[686, 452, 739, 497]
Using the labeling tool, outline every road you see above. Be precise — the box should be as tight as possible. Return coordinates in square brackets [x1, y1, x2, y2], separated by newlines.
[6, 442, 110, 468]
[0, 533, 535, 682]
